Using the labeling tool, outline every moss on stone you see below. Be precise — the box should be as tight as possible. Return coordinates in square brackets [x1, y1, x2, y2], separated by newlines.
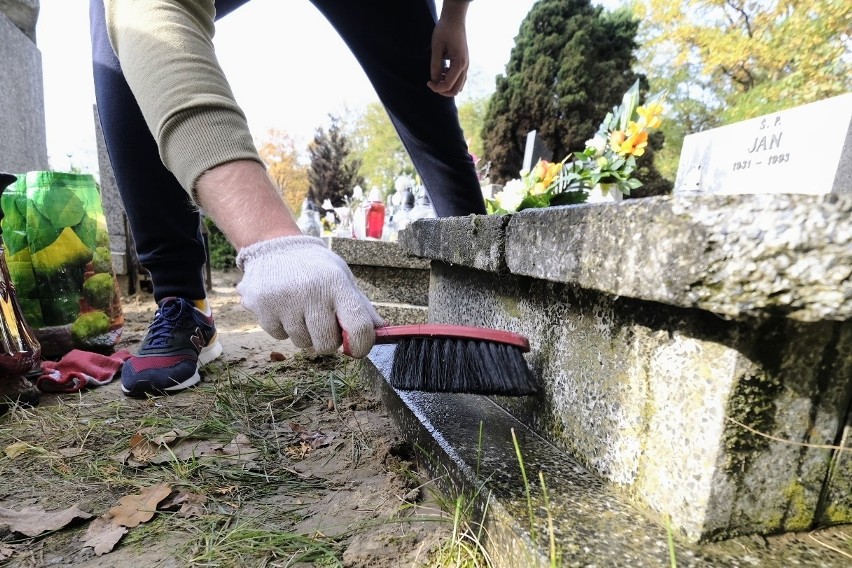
[722, 366, 783, 475]
[497, 294, 523, 320]
[782, 481, 814, 530]
[823, 503, 852, 524]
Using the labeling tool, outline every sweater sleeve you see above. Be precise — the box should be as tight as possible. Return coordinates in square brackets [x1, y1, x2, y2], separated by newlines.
[103, 0, 262, 198]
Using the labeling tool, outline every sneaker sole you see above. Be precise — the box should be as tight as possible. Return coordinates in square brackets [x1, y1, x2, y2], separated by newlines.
[122, 338, 224, 396]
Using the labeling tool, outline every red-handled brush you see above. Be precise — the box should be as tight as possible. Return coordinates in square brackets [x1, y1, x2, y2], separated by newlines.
[344, 324, 537, 396]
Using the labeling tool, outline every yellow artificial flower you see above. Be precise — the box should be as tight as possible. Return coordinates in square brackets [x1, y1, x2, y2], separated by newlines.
[637, 102, 664, 129]
[609, 130, 626, 152]
[620, 129, 649, 156]
[531, 181, 548, 195]
[529, 160, 560, 190]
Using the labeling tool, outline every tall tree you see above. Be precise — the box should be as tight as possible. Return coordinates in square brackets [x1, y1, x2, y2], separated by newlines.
[350, 102, 415, 191]
[635, 0, 852, 174]
[457, 95, 490, 177]
[482, 0, 666, 190]
[307, 115, 365, 207]
[351, 97, 490, 190]
[257, 129, 309, 213]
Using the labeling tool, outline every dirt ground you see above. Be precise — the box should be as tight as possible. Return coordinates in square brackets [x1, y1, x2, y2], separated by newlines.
[0, 271, 459, 567]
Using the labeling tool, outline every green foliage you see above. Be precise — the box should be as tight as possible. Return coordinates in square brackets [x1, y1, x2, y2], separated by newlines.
[204, 217, 236, 271]
[257, 129, 310, 213]
[482, 0, 645, 183]
[308, 115, 365, 207]
[457, 96, 490, 164]
[635, 0, 852, 175]
[349, 103, 415, 191]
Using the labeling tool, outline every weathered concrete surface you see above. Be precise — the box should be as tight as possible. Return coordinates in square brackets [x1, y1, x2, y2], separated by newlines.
[349, 265, 428, 306]
[427, 262, 852, 541]
[819, 329, 852, 527]
[398, 214, 510, 273]
[327, 238, 429, 324]
[0, 5, 48, 173]
[94, 106, 131, 279]
[505, 194, 852, 323]
[371, 302, 427, 326]
[328, 236, 430, 270]
[0, 0, 38, 41]
[400, 194, 852, 322]
[396, 195, 852, 541]
[363, 346, 852, 566]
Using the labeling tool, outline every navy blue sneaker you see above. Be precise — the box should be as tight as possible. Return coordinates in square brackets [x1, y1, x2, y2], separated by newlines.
[121, 297, 223, 397]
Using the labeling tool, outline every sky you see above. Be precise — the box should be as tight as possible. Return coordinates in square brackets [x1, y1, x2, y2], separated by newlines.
[36, 0, 622, 176]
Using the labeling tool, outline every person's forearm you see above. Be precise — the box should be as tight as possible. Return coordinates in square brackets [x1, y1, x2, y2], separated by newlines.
[196, 161, 302, 250]
[440, 0, 470, 23]
[104, 0, 262, 196]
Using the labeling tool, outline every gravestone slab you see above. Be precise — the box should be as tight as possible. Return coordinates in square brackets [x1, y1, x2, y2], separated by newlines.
[93, 105, 129, 277]
[0, 0, 38, 41]
[0, 9, 48, 173]
[675, 93, 852, 196]
[399, 197, 852, 541]
[522, 130, 551, 172]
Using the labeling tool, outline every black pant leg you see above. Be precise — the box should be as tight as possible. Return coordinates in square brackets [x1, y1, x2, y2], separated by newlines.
[89, 0, 251, 302]
[309, 0, 486, 217]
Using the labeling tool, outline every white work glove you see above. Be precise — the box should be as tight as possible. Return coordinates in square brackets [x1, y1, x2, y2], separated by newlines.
[235, 236, 384, 358]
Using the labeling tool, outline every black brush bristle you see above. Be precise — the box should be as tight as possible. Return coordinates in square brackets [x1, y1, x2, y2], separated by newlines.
[389, 337, 537, 396]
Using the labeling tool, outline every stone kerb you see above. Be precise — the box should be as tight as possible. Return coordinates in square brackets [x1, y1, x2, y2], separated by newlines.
[506, 193, 852, 322]
[399, 194, 852, 542]
[397, 213, 510, 273]
[327, 237, 430, 325]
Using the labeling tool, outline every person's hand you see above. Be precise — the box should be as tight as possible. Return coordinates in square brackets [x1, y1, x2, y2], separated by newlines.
[235, 236, 385, 358]
[427, 0, 470, 97]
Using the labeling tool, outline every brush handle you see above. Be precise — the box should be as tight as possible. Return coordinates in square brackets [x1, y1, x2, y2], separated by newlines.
[342, 324, 530, 356]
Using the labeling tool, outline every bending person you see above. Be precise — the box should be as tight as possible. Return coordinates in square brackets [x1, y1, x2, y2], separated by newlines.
[90, 0, 484, 397]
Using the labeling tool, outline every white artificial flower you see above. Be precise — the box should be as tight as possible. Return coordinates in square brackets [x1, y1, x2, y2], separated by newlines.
[585, 135, 607, 154]
[495, 178, 526, 212]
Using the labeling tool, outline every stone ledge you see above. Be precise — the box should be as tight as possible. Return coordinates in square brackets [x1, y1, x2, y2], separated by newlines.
[371, 302, 427, 326]
[327, 237, 430, 270]
[398, 194, 852, 322]
[362, 346, 852, 566]
[398, 214, 510, 273]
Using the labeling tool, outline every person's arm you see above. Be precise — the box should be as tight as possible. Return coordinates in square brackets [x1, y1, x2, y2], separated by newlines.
[427, 0, 472, 97]
[104, 0, 383, 356]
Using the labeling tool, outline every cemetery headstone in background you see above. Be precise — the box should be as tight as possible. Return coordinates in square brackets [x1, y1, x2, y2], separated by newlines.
[0, 0, 49, 173]
[522, 129, 552, 172]
[674, 93, 852, 196]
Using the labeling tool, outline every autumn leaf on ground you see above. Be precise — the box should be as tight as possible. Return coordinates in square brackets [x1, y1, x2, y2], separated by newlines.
[128, 431, 158, 463]
[0, 504, 93, 537]
[287, 422, 336, 449]
[4, 441, 36, 458]
[58, 447, 86, 458]
[0, 544, 15, 560]
[161, 491, 207, 518]
[222, 434, 260, 460]
[108, 483, 172, 528]
[151, 429, 189, 445]
[81, 516, 127, 556]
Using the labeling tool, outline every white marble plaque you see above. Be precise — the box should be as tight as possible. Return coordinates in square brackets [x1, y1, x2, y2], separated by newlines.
[674, 93, 852, 195]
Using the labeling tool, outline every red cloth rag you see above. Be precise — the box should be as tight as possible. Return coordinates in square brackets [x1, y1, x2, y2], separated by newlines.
[36, 349, 133, 394]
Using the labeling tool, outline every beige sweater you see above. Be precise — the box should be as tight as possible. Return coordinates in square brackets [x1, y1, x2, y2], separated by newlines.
[104, 0, 262, 197]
